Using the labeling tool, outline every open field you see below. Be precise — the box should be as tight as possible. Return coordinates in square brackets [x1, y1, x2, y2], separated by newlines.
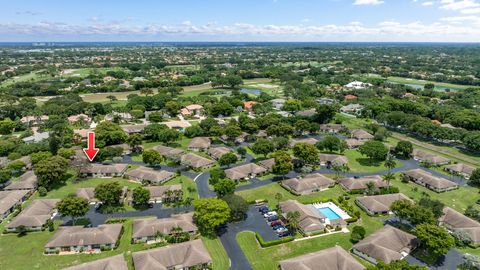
[202, 237, 230, 270]
[343, 149, 404, 173]
[1, 70, 49, 87]
[387, 76, 472, 91]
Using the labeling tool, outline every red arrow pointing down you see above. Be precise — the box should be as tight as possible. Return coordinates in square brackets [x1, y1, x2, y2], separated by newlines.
[83, 132, 99, 162]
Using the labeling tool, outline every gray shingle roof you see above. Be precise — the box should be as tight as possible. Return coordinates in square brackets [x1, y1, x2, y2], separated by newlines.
[280, 246, 365, 270]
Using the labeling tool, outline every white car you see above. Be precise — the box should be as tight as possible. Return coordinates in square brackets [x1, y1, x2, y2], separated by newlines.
[263, 211, 277, 218]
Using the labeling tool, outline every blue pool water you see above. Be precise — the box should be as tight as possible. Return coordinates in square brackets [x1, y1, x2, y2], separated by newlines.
[318, 207, 341, 220]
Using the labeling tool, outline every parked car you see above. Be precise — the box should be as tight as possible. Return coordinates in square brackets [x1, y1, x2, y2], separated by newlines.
[269, 220, 282, 226]
[276, 226, 288, 233]
[272, 224, 284, 230]
[278, 230, 290, 237]
[258, 206, 269, 213]
[267, 215, 278, 222]
[264, 211, 277, 218]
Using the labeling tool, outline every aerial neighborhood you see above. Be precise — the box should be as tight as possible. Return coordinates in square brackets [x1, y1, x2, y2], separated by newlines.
[1, 40, 480, 270]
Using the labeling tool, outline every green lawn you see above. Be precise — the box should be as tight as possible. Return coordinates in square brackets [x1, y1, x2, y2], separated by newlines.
[344, 149, 404, 173]
[202, 237, 230, 270]
[387, 76, 471, 91]
[164, 175, 199, 199]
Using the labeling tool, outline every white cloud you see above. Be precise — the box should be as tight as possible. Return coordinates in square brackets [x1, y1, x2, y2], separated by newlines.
[422, 1, 434, 6]
[440, 0, 480, 10]
[461, 7, 480, 13]
[353, 0, 385, 5]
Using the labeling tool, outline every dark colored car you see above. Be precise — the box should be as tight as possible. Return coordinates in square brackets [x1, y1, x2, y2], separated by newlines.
[272, 224, 285, 230]
[267, 215, 278, 222]
[278, 230, 290, 237]
[269, 220, 282, 226]
[258, 206, 269, 213]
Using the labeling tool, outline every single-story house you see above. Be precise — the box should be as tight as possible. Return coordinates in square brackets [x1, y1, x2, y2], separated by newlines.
[5, 199, 59, 232]
[63, 254, 128, 270]
[319, 154, 348, 167]
[188, 137, 211, 151]
[319, 124, 346, 134]
[225, 163, 267, 181]
[279, 246, 365, 270]
[316, 98, 336, 105]
[107, 143, 133, 155]
[132, 239, 212, 270]
[356, 193, 410, 216]
[282, 173, 335, 195]
[181, 104, 204, 117]
[340, 104, 363, 115]
[258, 158, 275, 172]
[296, 109, 316, 118]
[207, 146, 237, 160]
[22, 131, 50, 143]
[76, 186, 128, 204]
[164, 120, 191, 130]
[290, 137, 318, 147]
[20, 115, 49, 125]
[350, 129, 374, 141]
[439, 207, 480, 245]
[345, 81, 372, 90]
[412, 149, 450, 166]
[352, 225, 419, 264]
[402, 169, 458, 193]
[73, 129, 91, 141]
[339, 175, 389, 192]
[45, 224, 123, 254]
[345, 138, 364, 149]
[104, 112, 133, 122]
[145, 185, 182, 203]
[125, 166, 174, 185]
[79, 164, 129, 178]
[153, 145, 184, 161]
[0, 190, 30, 220]
[444, 163, 475, 179]
[132, 213, 197, 243]
[279, 200, 328, 235]
[121, 124, 146, 134]
[180, 153, 216, 170]
[68, 114, 92, 124]
[219, 132, 249, 144]
[4, 170, 38, 192]
[271, 98, 286, 110]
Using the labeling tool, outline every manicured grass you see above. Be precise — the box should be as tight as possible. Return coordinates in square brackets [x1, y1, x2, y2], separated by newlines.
[165, 175, 199, 199]
[38, 176, 141, 200]
[343, 149, 404, 173]
[387, 76, 471, 91]
[202, 237, 230, 270]
[237, 183, 346, 208]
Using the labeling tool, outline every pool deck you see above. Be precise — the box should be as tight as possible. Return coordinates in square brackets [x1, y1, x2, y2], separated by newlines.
[311, 202, 351, 220]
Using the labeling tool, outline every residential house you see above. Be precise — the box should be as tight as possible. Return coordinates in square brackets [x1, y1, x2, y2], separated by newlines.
[132, 239, 212, 270]
[219, 132, 249, 144]
[188, 137, 211, 151]
[402, 169, 458, 192]
[68, 114, 92, 124]
[5, 199, 59, 232]
[296, 109, 316, 118]
[79, 164, 129, 178]
[319, 124, 346, 134]
[258, 158, 275, 172]
[4, 170, 38, 193]
[350, 129, 374, 141]
[412, 149, 450, 166]
[356, 193, 411, 216]
[22, 131, 50, 143]
[444, 163, 475, 179]
[153, 145, 184, 161]
[345, 138, 364, 149]
[44, 224, 123, 254]
[290, 137, 318, 147]
[125, 166, 174, 185]
[164, 120, 191, 130]
[345, 81, 372, 90]
[279, 200, 327, 235]
[107, 143, 133, 155]
[132, 213, 197, 243]
[340, 104, 363, 115]
[316, 98, 336, 105]
[339, 175, 389, 193]
[145, 185, 182, 203]
[207, 146, 237, 160]
[279, 246, 365, 270]
[121, 124, 146, 134]
[352, 225, 419, 264]
[181, 104, 204, 117]
[282, 173, 335, 195]
[20, 115, 49, 126]
[319, 154, 348, 167]
[63, 254, 128, 270]
[271, 98, 286, 110]
[0, 190, 30, 220]
[104, 112, 133, 122]
[73, 129, 91, 141]
[439, 207, 480, 245]
[225, 163, 267, 181]
[76, 186, 128, 204]
[243, 101, 257, 111]
[180, 153, 215, 170]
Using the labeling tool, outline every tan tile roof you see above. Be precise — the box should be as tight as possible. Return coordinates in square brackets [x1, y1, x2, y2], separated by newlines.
[121, 124, 146, 134]
[4, 171, 37, 191]
[153, 145, 184, 158]
[132, 239, 212, 270]
[225, 163, 267, 181]
[132, 213, 197, 238]
[207, 147, 235, 159]
[356, 193, 410, 214]
[283, 173, 335, 193]
[125, 166, 174, 184]
[439, 207, 480, 244]
[76, 188, 97, 202]
[146, 185, 182, 200]
[45, 224, 123, 248]
[180, 153, 215, 169]
[80, 164, 128, 174]
[353, 225, 418, 264]
[188, 137, 211, 149]
[339, 175, 389, 191]
[258, 158, 275, 170]
[0, 190, 29, 216]
[444, 163, 475, 176]
[319, 154, 348, 165]
[6, 199, 59, 229]
[290, 137, 318, 147]
[412, 149, 450, 165]
[279, 246, 365, 270]
[351, 129, 374, 140]
[402, 169, 458, 190]
[63, 254, 128, 270]
[279, 200, 325, 233]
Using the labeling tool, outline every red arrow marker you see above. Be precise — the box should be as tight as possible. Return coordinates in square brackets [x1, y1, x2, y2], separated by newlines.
[83, 132, 99, 162]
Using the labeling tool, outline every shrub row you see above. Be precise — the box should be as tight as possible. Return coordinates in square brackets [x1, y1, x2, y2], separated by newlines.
[255, 232, 293, 247]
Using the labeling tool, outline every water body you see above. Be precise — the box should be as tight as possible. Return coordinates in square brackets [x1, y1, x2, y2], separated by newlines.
[240, 88, 261, 95]
[388, 81, 458, 92]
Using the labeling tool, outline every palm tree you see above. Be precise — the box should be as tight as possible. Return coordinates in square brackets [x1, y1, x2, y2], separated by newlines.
[365, 181, 376, 195]
[274, 193, 283, 209]
[382, 173, 395, 187]
[286, 211, 301, 235]
[384, 154, 397, 174]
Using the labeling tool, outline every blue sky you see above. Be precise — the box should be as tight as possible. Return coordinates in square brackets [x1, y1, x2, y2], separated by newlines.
[2, 0, 480, 42]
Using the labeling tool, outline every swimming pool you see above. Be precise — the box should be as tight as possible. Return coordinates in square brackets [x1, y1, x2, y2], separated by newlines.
[318, 207, 341, 220]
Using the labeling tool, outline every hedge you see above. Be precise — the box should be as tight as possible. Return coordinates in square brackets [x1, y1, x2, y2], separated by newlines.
[255, 232, 293, 247]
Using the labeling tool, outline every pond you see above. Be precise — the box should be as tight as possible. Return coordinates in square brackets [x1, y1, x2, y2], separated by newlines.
[388, 81, 457, 92]
[240, 88, 261, 95]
